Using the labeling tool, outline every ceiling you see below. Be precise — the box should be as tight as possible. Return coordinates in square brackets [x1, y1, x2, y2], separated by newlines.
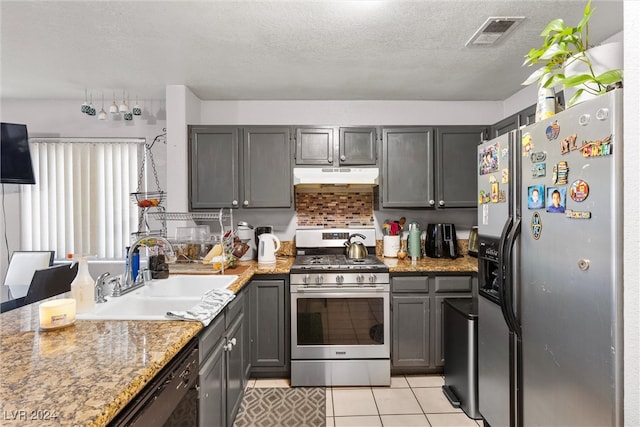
[0, 0, 624, 102]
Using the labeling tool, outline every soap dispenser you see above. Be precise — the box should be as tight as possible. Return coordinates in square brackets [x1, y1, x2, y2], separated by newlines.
[70, 257, 95, 313]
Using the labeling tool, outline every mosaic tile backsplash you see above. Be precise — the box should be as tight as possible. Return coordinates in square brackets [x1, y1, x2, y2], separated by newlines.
[296, 191, 374, 227]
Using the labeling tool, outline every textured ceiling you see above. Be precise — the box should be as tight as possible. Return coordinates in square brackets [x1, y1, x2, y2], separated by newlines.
[0, 0, 624, 102]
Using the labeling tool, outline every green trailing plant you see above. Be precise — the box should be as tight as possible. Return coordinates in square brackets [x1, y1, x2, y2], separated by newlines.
[522, 0, 623, 106]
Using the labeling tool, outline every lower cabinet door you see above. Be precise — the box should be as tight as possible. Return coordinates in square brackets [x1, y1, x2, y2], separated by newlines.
[392, 295, 430, 367]
[226, 313, 245, 427]
[250, 279, 286, 367]
[199, 337, 226, 427]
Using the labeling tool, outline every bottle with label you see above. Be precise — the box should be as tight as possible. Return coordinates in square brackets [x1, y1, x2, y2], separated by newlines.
[70, 257, 95, 314]
[535, 85, 556, 122]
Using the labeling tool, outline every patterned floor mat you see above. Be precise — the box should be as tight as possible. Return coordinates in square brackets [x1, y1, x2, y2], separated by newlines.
[233, 387, 325, 427]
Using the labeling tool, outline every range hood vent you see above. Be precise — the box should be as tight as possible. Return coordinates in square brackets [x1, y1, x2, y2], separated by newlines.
[293, 167, 379, 187]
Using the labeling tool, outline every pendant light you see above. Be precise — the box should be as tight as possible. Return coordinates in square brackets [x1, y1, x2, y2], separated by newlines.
[132, 96, 142, 116]
[87, 93, 96, 116]
[81, 89, 90, 114]
[118, 90, 129, 113]
[98, 92, 107, 120]
[109, 91, 119, 114]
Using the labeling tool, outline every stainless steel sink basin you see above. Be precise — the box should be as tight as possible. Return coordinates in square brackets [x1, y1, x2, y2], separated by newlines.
[76, 274, 239, 320]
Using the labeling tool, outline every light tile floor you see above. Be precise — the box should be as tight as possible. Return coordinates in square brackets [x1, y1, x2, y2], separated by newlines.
[246, 375, 484, 427]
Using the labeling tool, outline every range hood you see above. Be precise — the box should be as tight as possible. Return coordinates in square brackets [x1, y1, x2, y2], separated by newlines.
[293, 167, 379, 186]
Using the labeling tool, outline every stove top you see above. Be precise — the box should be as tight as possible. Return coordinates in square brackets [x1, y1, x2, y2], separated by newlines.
[292, 254, 387, 271]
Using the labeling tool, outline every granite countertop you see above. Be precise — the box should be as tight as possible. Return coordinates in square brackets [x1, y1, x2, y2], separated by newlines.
[0, 253, 472, 426]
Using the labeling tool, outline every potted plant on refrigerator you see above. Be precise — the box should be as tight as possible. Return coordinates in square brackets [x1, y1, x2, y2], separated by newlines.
[521, 0, 623, 107]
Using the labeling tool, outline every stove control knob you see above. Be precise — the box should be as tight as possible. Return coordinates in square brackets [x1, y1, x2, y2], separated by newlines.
[369, 274, 377, 283]
[336, 275, 344, 284]
[315, 274, 323, 285]
[356, 274, 365, 283]
[303, 274, 311, 284]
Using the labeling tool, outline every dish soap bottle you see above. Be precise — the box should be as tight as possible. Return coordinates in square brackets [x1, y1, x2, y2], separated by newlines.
[71, 257, 95, 314]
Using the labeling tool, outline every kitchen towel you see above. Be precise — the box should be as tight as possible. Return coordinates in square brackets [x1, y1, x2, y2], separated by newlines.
[166, 288, 235, 326]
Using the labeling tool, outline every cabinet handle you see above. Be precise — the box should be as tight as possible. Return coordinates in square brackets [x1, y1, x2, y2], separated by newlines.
[429, 200, 435, 206]
[439, 200, 445, 206]
[328, 157, 333, 163]
[229, 338, 237, 346]
[232, 200, 238, 206]
[340, 155, 346, 161]
[243, 200, 249, 207]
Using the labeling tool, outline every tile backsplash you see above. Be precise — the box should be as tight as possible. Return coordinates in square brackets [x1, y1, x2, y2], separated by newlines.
[295, 190, 374, 227]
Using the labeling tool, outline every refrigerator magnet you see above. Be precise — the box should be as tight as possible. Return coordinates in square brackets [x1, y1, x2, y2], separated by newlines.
[530, 151, 546, 162]
[501, 168, 509, 184]
[553, 161, 569, 185]
[527, 185, 545, 209]
[570, 179, 589, 202]
[532, 162, 546, 178]
[545, 121, 560, 140]
[478, 190, 490, 204]
[531, 212, 542, 240]
[565, 210, 592, 219]
[546, 186, 567, 213]
[578, 135, 613, 157]
[490, 182, 499, 203]
[522, 133, 533, 157]
[479, 143, 500, 175]
[559, 133, 578, 155]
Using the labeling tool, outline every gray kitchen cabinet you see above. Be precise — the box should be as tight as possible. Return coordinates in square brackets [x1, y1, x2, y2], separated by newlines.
[392, 294, 431, 367]
[382, 127, 435, 208]
[250, 276, 290, 376]
[391, 274, 476, 373]
[189, 126, 240, 210]
[242, 127, 292, 208]
[295, 126, 377, 166]
[295, 127, 335, 165]
[435, 126, 486, 208]
[198, 289, 247, 427]
[339, 127, 377, 165]
[491, 104, 537, 138]
[189, 125, 292, 209]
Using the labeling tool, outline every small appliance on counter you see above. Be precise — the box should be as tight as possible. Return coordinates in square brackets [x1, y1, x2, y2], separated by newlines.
[237, 221, 255, 261]
[257, 233, 280, 265]
[468, 226, 479, 258]
[255, 225, 273, 248]
[425, 223, 459, 258]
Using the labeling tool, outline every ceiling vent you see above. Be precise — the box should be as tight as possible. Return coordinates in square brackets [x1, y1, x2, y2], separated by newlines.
[466, 17, 525, 47]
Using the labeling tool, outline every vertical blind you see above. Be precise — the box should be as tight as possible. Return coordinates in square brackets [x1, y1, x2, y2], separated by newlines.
[20, 138, 144, 259]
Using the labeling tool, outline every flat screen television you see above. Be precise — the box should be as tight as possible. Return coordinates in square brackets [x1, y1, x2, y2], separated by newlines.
[1, 122, 36, 185]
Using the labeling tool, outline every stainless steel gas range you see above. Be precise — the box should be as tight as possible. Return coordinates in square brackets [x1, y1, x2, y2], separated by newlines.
[290, 228, 390, 387]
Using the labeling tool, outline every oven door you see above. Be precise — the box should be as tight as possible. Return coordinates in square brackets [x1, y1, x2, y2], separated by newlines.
[291, 285, 390, 360]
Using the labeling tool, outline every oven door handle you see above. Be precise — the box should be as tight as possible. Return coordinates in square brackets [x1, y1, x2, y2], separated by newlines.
[295, 286, 387, 292]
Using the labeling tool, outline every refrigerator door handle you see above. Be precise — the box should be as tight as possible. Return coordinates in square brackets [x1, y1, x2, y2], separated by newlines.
[503, 217, 522, 337]
[497, 216, 514, 328]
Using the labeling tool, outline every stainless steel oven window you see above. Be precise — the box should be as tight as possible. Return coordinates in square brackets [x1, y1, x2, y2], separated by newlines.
[291, 290, 390, 359]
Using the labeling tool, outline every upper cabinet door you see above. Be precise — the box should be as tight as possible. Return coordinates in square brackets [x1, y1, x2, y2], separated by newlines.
[243, 127, 292, 208]
[189, 126, 240, 209]
[295, 127, 335, 165]
[382, 127, 435, 208]
[435, 126, 485, 208]
[339, 127, 377, 165]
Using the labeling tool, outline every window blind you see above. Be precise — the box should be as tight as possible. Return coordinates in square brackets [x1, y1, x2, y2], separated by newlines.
[20, 138, 144, 259]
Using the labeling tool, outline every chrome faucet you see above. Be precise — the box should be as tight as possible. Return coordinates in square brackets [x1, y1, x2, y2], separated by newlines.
[94, 272, 110, 303]
[115, 236, 175, 297]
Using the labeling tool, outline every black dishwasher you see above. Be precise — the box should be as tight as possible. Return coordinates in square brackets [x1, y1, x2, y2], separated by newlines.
[109, 337, 199, 426]
[442, 298, 481, 420]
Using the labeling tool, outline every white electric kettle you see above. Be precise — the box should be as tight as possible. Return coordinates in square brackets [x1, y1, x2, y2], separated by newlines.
[258, 233, 280, 265]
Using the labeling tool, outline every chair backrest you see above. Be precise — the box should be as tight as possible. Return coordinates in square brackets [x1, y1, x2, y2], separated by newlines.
[3, 251, 55, 299]
[24, 263, 79, 305]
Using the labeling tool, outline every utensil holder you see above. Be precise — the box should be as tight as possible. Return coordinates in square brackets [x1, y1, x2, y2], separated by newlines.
[383, 235, 400, 258]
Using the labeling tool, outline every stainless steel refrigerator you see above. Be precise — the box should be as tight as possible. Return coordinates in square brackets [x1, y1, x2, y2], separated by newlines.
[476, 89, 623, 427]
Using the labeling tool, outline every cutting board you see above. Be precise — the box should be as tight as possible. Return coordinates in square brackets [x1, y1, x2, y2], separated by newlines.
[169, 263, 251, 276]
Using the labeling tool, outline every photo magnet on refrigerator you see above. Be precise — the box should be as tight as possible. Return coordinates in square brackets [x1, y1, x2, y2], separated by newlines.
[479, 142, 500, 175]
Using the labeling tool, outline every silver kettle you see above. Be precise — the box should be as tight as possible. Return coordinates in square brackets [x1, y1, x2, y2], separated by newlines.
[344, 233, 368, 259]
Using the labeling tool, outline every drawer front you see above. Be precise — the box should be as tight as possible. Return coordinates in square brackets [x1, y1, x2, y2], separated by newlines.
[392, 276, 429, 293]
[225, 292, 244, 329]
[434, 276, 472, 293]
[199, 313, 225, 364]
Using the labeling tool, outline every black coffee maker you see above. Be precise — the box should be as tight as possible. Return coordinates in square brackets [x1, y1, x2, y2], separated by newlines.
[425, 223, 459, 258]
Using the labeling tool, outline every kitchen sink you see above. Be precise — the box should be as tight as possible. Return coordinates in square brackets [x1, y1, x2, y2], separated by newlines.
[137, 274, 239, 298]
[75, 274, 239, 320]
[76, 295, 203, 320]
